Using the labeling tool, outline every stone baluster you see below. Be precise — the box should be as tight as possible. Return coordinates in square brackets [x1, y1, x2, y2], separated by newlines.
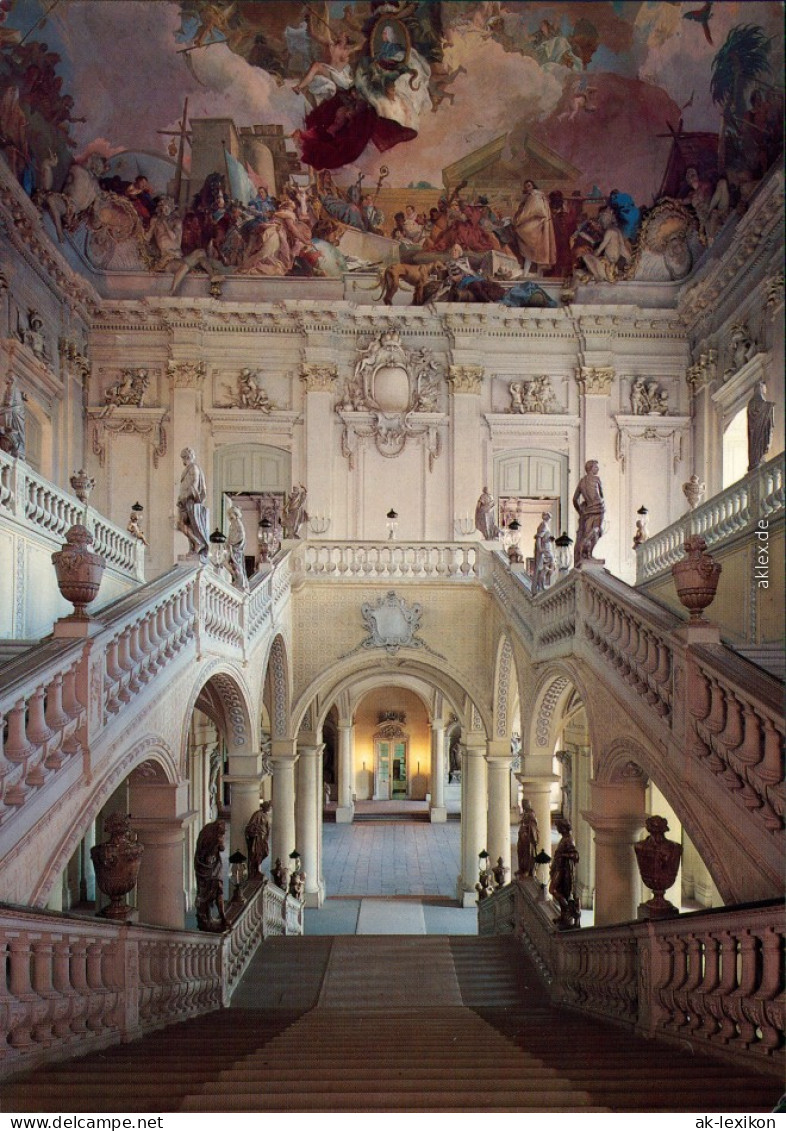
[45, 673, 70, 731]
[8, 937, 35, 1046]
[5, 701, 31, 762]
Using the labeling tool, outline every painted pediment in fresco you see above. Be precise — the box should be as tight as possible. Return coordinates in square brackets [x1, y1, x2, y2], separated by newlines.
[0, 1, 782, 301]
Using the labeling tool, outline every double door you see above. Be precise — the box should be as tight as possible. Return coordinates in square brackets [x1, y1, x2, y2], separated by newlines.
[374, 739, 408, 800]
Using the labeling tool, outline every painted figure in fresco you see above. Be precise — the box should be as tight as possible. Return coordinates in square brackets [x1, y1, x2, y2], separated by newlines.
[475, 487, 498, 540]
[512, 180, 556, 276]
[145, 196, 222, 294]
[43, 152, 106, 242]
[572, 460, 605, 567]
[244, 801, 272, 877]
[177, 447, 210, 562]
[578, 206, 631, 283]
[747, 381, 775, 471]
[194, 819, 228, 932]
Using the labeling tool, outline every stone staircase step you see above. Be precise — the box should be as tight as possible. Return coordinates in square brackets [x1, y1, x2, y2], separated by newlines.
[2, 933, 781, 1115]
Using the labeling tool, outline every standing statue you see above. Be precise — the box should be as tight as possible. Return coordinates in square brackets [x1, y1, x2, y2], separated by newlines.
[747, 381, 775, 471]
[281, 484, 308, 539]
[474, 487, 498, 540]
[226, 501, 249, 591]
[177, 447, 210, 562]
[244, 801, 272, 877]
[533, 511, 556, 593]
[194, 819, 228, 932]
[516, 800, 539, 878]
[549, 817, 581, 929]
[572, 460, 605, 567]
[0, 374, 26, 459]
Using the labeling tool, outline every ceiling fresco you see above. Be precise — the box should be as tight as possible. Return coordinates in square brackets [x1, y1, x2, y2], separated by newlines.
[0, 1, 783, 300]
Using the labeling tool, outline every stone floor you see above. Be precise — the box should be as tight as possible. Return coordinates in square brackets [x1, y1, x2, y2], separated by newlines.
[320, 820, 463, 898]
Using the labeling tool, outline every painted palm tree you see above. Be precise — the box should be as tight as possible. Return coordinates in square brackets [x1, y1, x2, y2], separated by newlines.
[710, 24, 771, 169]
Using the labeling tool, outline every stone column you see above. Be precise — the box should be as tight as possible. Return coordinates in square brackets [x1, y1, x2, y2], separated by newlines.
[129, 779, 194, 930]
[430, 719, 446, 822]
[270, 741, 298, 870]
[296, 743, 325, 907]
[459, 735, 488, 907]
[518, 748, 560, 860]
[336, 720, 354, 823]
[225, 750, 266, 862]
[584, 777, 647, 926]
[486, 740, 512, 880]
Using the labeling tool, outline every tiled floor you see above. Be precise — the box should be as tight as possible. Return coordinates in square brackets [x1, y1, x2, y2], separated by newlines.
[321, 820, 462, 898]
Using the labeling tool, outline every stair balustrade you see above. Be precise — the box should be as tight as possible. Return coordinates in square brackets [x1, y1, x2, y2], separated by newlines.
[291, 540, 480, 583]
[686, 643, 784, 835]
[0, 880, 302, 1079]
[479, 878, 785, 1073]
[636, 455, 784, 584]
[0, 448, 144, 580]
[0, 562, 288, 841]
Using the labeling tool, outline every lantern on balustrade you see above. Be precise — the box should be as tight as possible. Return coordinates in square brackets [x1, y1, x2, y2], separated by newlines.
[505, 519, 524, 564]
[90, 812, 143, 922]
[533, 849, 551, 899]
[209, 526, 227, 571]
[671, 535, 721, 623]
[258, 516, 274, 563]
[51, 524, 106, 619]
[386, 507, 399, 541]
[288, 850, 305, 900]
[633, 506, 649, 550]
[554, 531, 573, 575]
[228, 849, 248, 906]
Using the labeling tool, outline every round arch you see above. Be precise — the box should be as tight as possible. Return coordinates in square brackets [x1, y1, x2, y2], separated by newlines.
[595, 735, 739, 903]
[291, 650, 491, 739]
[524, 661, 598, 757]
[178, 660, 256, 774]
[30, 733, 178, 907]
[264, 634, 291, 739]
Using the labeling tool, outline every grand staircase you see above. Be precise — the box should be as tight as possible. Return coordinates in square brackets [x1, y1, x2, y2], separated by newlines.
[1, 936, 781, 1113]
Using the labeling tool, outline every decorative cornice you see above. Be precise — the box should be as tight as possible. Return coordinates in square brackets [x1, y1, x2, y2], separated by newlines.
[575, 366, 615, 395]
[300, 364, 338, 392]
[679, 169, 784, 330]
[0, 158, 98, 319]
[167, 359, 206, 388]
[447, 365, 484, 394]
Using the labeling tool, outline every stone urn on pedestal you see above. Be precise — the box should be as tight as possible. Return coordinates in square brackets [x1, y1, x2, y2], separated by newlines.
[682, 474, 705, 512]
[634, 816, 682, 919]
[51, 524, 106, 618]
[90, 813, 143, 921]
[671, 535, 721, 623]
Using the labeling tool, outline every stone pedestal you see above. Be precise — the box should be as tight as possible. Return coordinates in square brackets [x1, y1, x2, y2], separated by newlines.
[584, 777, 647, 926]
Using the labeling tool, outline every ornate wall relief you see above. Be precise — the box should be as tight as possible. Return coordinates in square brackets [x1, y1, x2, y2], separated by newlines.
[337, 330, 445, 469]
